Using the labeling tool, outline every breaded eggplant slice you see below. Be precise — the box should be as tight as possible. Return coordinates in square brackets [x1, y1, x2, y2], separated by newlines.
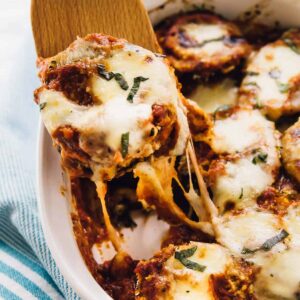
[207, 108, 280, 213]
[239, 29, 300, 120]
[282, 118, 300, 184]
[34, 34, 190, 181]
[156, 13, 251, 77]
[135, 242, 256, 300]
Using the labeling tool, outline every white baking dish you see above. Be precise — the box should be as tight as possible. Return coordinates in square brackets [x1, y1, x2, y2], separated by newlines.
[37, 0, 300, 299]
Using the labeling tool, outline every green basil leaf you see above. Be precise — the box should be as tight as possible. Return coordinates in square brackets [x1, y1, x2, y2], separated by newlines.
[252, 152, 268, 164]
[178, 257, 206, 272]
[277, 82, 290, 93]
[282, 37, 300, 54]
[39, 103, 47, 111]
[127, 76, 149, 102]
[241, 229, 289, 255]
[114, 73, 129, 90]
[97, 64, 115, 80]
[241, 247, 257, 255]
[246, 71, 259, 76]
[254, 98, 263, 109]
[174, 246, 206, 272]
[175, 246, 197, 258]
[239, 188, 244, 199]
[260, 229, 289, 251]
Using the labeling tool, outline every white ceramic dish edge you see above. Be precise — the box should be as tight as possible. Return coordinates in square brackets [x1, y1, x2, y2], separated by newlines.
[37, 121, 110, 300]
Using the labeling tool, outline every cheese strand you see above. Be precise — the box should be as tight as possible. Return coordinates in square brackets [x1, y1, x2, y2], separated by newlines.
[187, 141, 218, 220]
[95, 180, 122, 252]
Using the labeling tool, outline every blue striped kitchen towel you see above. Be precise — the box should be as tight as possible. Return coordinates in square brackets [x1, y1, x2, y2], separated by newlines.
[0, 28, 79, 300]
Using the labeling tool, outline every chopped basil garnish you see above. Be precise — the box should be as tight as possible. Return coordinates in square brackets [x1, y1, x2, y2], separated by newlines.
[252, 152, 268, 164]
[178, 258, 206, 272]
[127, 76, 149, 102]
[239, 188, 244, 199]
[97, 64, 115, 80]
[174, 246, 206, 272]
[261, 229, 289, 251]
[246, 71, 259, 76]
[176, 245, 197, 258]
[97, 65, 129, 90]
[282, 37, 300, 54]
[39, 102, 47, 111]
[241, 229, 289, 254]
[121, 132, 129, 158]
[241, 247, 256, 255]
[277, 82, 290, 93]
[114, 73, 129, 90]
[198, 36, 225, 47]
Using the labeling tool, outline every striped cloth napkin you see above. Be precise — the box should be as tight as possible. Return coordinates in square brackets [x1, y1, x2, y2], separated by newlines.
[0, 1, 79, 299]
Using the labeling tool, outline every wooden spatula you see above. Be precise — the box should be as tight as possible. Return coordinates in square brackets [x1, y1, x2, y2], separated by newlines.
[31, 0, 159, 58]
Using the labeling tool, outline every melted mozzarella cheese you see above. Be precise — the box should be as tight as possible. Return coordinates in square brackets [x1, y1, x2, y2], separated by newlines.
[182, 23, 226, 44]
[213, 157, 274, 211]
[216, 209, 282, 255]
[189, 78, 238, 113]
[211, 109, 277, 154]
[254, 248, 300, 299]
[40, 89, 153, 153]
[164, 242, 231, 300]
[181, 23, 227, 56]
[180, 22, 240, 58]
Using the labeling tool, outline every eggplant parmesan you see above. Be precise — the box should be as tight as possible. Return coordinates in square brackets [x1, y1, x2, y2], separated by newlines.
[35, 9, 300, 300]
[35, 34, 190, 181]
[156, 12, 251, 77]
[208, 108, 280, 213]
[239, 29, 300, 120]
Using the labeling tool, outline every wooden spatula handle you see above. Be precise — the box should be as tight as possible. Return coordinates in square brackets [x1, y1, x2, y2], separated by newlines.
[31, 0, 159, 58]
